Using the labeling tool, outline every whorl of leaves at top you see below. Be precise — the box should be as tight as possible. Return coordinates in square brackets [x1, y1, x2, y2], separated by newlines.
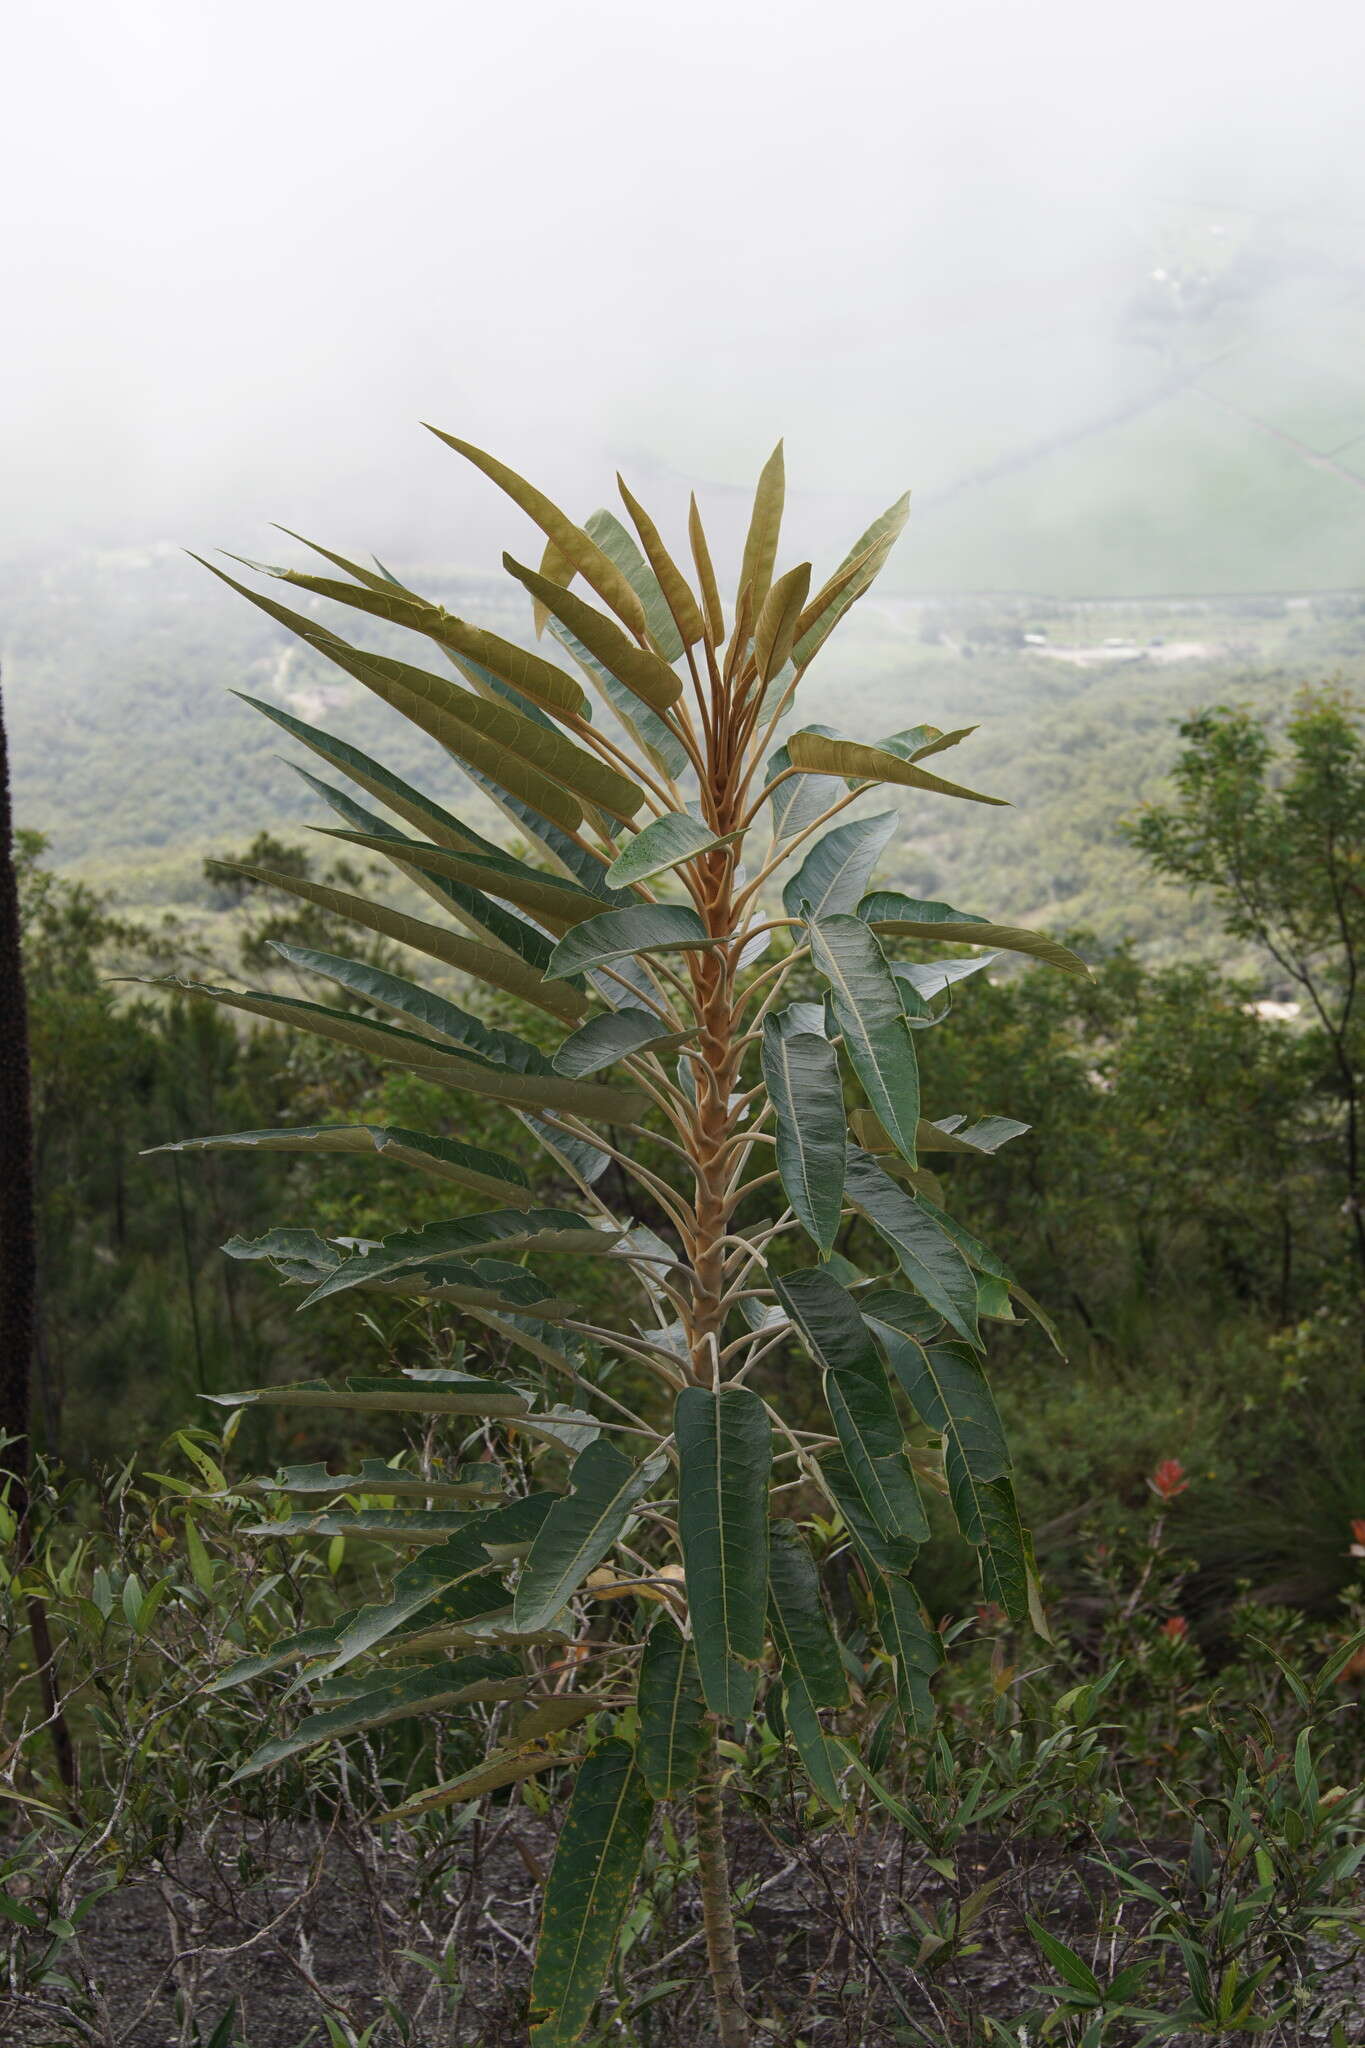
[152, 434, 1086, 2046]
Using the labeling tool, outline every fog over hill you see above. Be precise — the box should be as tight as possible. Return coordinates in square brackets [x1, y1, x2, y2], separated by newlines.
[5, 0, 1365, 947]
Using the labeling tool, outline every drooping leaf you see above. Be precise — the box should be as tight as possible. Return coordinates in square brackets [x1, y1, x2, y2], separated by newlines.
[513, 1440, 668, 1632]
[760, 1018, 845, 1255]
[858, 894, 1090, 977]
[553, 1011, 695, 1077]
[265, 945, 561, 1067]
[427, 429, 648, 637]
[787, 732, 1007, 807]
[782, 1678, 848, 1807]
[230, 1653, 526, 1781]
[782, 810, 898, 921]
[147, 1124, 533, 1208]
[203, 1373, 531, 1417]
[636, 1621, 708, 1798]
[299, 1211, 618, 1310]
[871, 1329, 1030, 1624]
[245, 1458, 505, 1504]
[807, 915, 921, 1167]
[385, 1742, 567, 1820]
[738, 440, 785, 618]
[232, 693, 520, 876]
[675, 1385, 772, 1724]
[547, 905, 719, 979]
[817, 1449, 921, 1575]
[843, 1149, 982, 1348]
[774, 1268, 928, 1549]
[193, 861, 589, 1022]
[873, 1573, 942, 1734]
[142, 976, 639, 1120]
[503, 556, 683, 715]
[529, 1740, 654, 2047]
[605, 812, 733, 888]
[768, 1521, 847, 1710]
[314, 828, 604, 932]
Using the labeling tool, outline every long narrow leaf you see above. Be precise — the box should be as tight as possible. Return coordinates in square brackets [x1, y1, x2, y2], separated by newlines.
[676, 1386, 771, 1724]
[760, 1018, 845, 1254]
[807, 914, 921, 1167]
[529, 1740, 654, 2047]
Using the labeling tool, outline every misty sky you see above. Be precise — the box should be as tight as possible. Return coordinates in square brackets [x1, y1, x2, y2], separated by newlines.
[6, 0, 1364, 572]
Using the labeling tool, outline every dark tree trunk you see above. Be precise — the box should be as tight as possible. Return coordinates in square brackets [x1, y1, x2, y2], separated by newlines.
[0, 685, 35, 1474]
[0, 685, 76, 1795]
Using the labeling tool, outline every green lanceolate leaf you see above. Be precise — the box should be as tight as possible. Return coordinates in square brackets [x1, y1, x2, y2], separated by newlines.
[636, 1621, 708, 1798]
[246, 562, 593, 720]
[529, 1739, 654, 2048]
[783, 1678, 847, 1807]
[553, 1011, 695, 1077]
[246, 1458, 504, 1504]
[427, 429, 648, 638]
[504, 556, 683, 716]
[234, 693, 504, 856]
[807, 914, 921, 1167]
[584, 507, 685, 665]
[204, 1373, 531, 1417]
[873, 1573, 942, 1735]
[768, 1521, 847, 1710]
[782, 810, 898, 921]
[754, 561, 811, 683]
[147, 1124, 533, 1207]
[513, 1440, 668, 1632]
[688, 493, 725, 643]
[843, 1149, 982, 1348]
[760, 1018, 846, 1255]
[386, 1743, 567, 1821]
[230, 1654, 525, 1781]
[266, 944, 562, 1061]
[615, 477, 704, 650]
[857, 893, 1090, 977]
[547, 904, 719, 979]
[817, 1449, 920, 1574]
[314, 828, 603, 933]
[738, 440, 785, 616]
[146, 976, 637, 1120]
[871, 1328, 1030, 1623]
[774, 1268, 928, 1549]
[792, 491, 910, 670]
[299, 1212, 617, 1310]
[605, 812, 733, 888]
[199, 861, 589, 1023]
[787, 732, 1007, 807]
[676, 1385, 772, 1724]
[197, 558, 606, 831]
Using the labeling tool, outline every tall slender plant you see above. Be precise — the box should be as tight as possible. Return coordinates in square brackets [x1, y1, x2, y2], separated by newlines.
[153, 436, 1084, 2046]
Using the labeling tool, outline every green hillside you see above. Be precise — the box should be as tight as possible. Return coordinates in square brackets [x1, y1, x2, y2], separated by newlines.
[7, 542, 1364, 967]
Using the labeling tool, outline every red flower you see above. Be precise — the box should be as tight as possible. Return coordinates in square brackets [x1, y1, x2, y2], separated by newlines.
[1349, 1518, 1365, 1558]
[1148, 1459, 1189, 1502]
[1160, 1615, 1189, 1641]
